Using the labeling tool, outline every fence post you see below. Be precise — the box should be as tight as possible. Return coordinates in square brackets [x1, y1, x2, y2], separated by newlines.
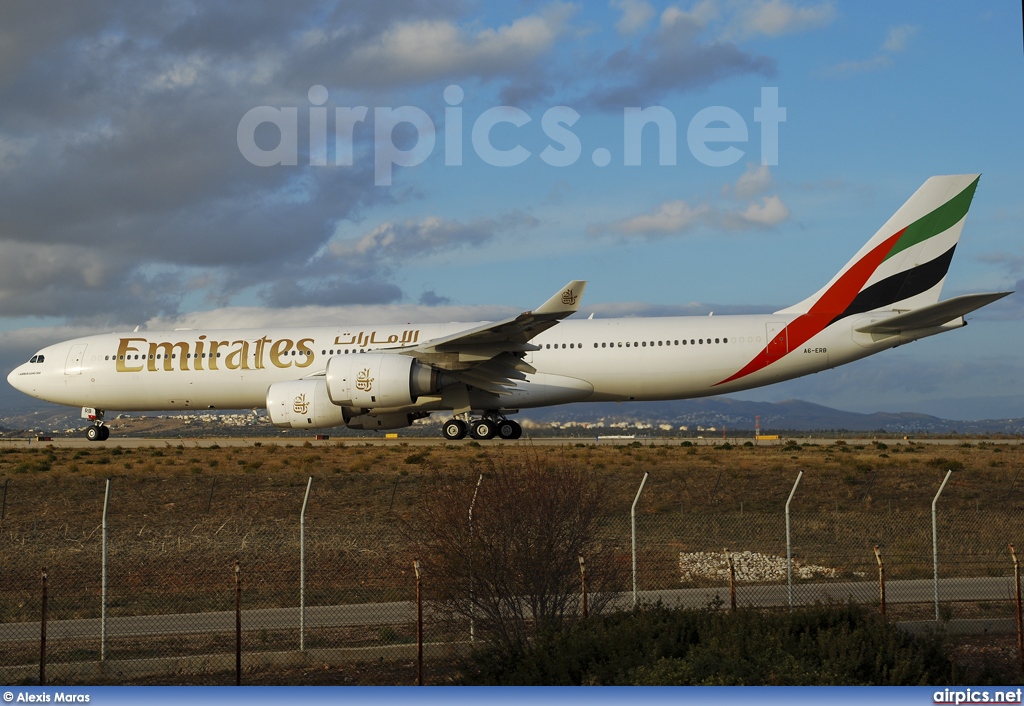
[234, 559, 241, 686]
[631, 472, 649, 607]
[1011, 544, 1023, 673]
[578, 555, 588, 619]
[873, 545, 885, 618]
[39, 567, 47, 687]
[101, 479, 110, 662]
[414, 559, 423, 686]
[932, 470, 952, 621]
[299, 476, 312, 651]
[724, 548, 736, 611]
[785, 471, 803, 610]
[468, 473, 482, 642]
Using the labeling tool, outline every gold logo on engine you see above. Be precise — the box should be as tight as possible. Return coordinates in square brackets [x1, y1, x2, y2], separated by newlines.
[293, 393, 310, 415]
[561, 288, 577, 305]
[355, 368, 374, 391]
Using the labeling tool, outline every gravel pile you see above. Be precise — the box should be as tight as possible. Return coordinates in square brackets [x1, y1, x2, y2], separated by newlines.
[679, 551, 840, 583]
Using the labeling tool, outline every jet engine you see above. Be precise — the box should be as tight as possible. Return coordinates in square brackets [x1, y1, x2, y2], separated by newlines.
[325, 353, 441, 408]
[267, 379, 345, 429]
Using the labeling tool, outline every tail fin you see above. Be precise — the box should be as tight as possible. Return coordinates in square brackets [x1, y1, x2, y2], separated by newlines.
[777, 174, 980, 317]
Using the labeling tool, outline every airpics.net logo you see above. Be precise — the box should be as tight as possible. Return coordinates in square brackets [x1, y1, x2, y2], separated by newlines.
[236, 85, 786, 186]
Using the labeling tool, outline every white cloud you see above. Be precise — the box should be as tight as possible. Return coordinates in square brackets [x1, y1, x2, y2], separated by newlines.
[143, 303, 522, 331]
[725, 0, 836, 40]
[593, 167, 790, 236]
[602, 200, 713, 235]
[728, 195, 791, 227]
[344, 6, 574, 85]
[826, 23, 919, 75]
[732, 163, 774, 199]
[660, 1, 718, 31]
[883, 24, 918, 53]
[328, 213, 539, 264]
[612, 0, 655, 35]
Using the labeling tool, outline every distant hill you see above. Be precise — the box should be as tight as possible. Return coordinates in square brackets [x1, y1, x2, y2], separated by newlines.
[2, 397, 1022, 437]
[517, 397, 1024, 435]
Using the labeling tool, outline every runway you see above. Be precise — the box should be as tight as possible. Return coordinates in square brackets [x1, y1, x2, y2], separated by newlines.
[1, 435, 1019, 449]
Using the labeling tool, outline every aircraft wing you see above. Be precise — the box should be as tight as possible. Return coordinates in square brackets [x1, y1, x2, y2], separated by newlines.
[404, 280, 586, 395]
[854, 291, 1012, 335]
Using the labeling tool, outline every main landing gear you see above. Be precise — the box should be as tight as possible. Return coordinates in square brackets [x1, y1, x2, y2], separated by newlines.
[442, 415, 522, 441]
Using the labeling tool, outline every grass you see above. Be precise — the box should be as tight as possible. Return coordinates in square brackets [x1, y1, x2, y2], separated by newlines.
[0, 440, 1021, 673]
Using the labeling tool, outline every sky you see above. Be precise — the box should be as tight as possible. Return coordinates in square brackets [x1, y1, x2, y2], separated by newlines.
[0, 1, 1022, 421]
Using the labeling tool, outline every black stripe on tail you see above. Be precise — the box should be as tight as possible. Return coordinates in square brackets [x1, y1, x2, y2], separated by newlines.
[828, 244, 957, 327]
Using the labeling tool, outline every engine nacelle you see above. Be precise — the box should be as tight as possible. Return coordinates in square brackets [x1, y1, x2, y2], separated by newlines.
[266, 379, 345, 429]
[343, 410, 422, 430]
[325, 353, 439, 409]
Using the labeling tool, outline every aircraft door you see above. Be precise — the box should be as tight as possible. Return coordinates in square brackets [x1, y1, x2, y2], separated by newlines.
[64, 344, 87, 375]
[63, 342, 87, 375]
[765, 322, 788, 364]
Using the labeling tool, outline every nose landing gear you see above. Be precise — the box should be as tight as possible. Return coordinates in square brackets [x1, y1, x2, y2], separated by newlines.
[81, 407, 109, 441]
[85, 424, 110, 442]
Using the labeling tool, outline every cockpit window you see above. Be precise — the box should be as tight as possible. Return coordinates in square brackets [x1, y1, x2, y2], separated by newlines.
[29, 354, 44, 364]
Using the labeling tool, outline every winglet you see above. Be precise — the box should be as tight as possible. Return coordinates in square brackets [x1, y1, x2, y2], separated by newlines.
[534, 280, 587, 316]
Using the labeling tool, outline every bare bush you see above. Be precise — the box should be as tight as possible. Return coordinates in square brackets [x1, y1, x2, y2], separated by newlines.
[407, 450, 618, 653]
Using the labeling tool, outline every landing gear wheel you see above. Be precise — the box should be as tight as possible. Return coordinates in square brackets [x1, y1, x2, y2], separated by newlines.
[497, 420, 522, 440]
[86, 425, 103, 442]
[469, 419, 497, 440]
[99, 425, 110, 441]
[442, 419, 468, 440]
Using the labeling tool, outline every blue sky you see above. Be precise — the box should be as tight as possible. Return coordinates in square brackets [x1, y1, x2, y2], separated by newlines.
[0, 1, 1021, 420]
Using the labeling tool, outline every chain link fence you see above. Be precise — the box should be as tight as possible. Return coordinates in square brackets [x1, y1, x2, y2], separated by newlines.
[1, 450, 1022, 685]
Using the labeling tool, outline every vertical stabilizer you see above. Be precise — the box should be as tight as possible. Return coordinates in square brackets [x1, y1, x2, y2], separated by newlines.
[777, 174, 979, 317]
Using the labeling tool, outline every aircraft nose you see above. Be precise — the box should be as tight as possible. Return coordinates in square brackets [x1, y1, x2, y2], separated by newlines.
[7, 365, 25, 391]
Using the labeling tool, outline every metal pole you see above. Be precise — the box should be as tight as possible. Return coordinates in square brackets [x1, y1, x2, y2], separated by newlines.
[874, 545, 885, 618]
[578, 555, 588, 619]
[785, 471, 803, 610]
[206, 477, 216, 514]
[299, 476, 312, 651]
[1010, 544, 1023, 673]
[725, 548, 736, 611]
[39, 567, 47, 687]
[631, 472, 649, 607]
[468, 473, 482, 642]
[235, 559, 241, 686]
[414, 559, 423, 686]
[932, 470, 952, 621]
[101, 478, 110, 661]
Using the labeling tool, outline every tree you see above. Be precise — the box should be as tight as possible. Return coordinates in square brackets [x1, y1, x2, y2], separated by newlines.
[408, 450, 618, 653]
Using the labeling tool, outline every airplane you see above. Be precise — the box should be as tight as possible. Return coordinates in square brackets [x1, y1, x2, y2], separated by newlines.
[7, 174, 1012, 442]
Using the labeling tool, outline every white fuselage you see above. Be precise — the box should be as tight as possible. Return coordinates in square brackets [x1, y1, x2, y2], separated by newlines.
[6, 312, 959, 415]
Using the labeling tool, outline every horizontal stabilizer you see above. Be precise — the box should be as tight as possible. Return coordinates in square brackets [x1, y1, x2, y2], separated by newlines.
[854, 292, 1011, 334]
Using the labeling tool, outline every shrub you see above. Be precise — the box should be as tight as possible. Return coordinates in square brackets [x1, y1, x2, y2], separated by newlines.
[460, 603, 963, 686]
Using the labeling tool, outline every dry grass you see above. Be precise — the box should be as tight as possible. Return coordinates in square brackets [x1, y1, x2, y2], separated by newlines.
[1, 440, 1021, 619]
